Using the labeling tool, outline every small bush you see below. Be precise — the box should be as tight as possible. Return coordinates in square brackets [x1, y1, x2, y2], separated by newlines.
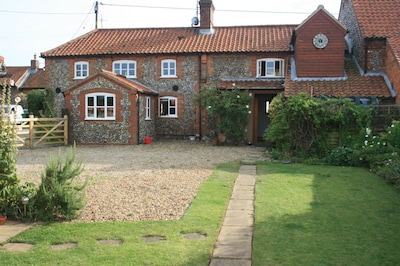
[323, 147, 362, 167]
[33, 145, 86, 222]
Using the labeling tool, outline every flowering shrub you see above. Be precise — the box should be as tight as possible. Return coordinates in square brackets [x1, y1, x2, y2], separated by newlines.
[336, 122, 400, 188]
[198, 86, 251, 143]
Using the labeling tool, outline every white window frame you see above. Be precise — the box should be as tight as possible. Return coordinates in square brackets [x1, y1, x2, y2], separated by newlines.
[145, 96, 151, 120]
[257, 58, 284, 78]
[85, 93, 116, 120]
[161, 59, 177, 78]
[159, 96, 177, 118]
[74, 61, 89, 79]
[113, 60, 137, 78]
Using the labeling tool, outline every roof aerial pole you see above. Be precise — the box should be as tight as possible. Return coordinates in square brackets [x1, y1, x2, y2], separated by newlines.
[95, 1, 99, 29]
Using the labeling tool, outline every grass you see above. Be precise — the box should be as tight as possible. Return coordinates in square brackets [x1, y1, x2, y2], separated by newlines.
[3, 162, 400, 265]
[253, 163, 400, 265]
[0, 163, 240, 265]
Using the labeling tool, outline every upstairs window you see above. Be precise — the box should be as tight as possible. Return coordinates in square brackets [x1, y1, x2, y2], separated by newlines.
[257, 58, 284, 77]
[161, 59, 177, 78]
[113, 60, 136, 78]
[75, 61, 89, 79]
[85, 93, 115, 120]
[159, 96, 177, 118]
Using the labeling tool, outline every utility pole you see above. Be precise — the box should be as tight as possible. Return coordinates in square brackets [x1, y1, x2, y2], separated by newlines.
[95, 1, 99, 29]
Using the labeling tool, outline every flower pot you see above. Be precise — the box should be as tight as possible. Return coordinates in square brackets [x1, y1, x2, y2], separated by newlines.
[217, 133, 227, 143]
[144, 137, 152, 144]
[0, 215, 7, 225]
[212, 139, 219, 146]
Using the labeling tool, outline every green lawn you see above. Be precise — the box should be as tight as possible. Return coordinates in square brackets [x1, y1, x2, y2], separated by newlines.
[0, 163, 240, 265]
[3, 162, 400, 265]
[253, 163, 400, 265]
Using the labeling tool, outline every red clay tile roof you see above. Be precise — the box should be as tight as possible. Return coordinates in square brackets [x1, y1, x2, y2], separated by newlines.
[218, 78, 285, 90]
[41, 25, 296, 57]
[101, 70, 157, 94]
[388, 37, 400, 63]
[66, 69, 157, 95]
[22, 69, 49, 89]
[352, 0, 400, 38]
[0, 66, 29, 87]
[285, 59, 392, 98]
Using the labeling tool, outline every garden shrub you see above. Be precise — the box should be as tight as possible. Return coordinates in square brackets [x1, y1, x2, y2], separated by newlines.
[323, 146, 362, 166]
[198, 86, 251, 143]
[27, 88, 55, 117]
[264, 93, 372, 158]
[355, 122, 400, 188]
[34, 145, 86, 222]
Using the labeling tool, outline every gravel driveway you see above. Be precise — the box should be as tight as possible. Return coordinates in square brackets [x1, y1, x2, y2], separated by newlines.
[17, 140, 252, 222]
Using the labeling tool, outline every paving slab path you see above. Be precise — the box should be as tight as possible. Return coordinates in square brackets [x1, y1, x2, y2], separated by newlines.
[0, 220, 34, 244]
[209, 163, 258, 266]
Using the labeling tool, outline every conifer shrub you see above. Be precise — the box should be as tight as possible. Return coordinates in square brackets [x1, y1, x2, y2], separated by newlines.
[34, 145, 86, 222]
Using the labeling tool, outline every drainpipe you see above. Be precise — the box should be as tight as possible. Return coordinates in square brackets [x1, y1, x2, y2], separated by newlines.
[198, 53, 202, 140]
[364, 38, 369, 74]
[137, 91, 140, 145]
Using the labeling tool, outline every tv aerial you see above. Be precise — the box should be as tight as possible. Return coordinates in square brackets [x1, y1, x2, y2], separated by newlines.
[191, 0, 199, 27]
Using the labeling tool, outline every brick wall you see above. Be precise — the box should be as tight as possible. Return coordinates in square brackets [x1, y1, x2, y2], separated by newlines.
[386, 45, 400, 104]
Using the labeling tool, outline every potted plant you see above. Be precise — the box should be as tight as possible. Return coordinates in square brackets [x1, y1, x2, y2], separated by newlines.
[0, 184, 16, 224]
[198, 86, 251, 144]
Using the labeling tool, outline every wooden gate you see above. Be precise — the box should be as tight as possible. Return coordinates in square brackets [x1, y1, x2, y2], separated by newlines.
[15, 115, 68, 148]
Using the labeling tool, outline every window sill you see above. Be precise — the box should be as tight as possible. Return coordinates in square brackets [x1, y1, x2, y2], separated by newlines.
[85, 118, 116, 121]
[256, 76, 285, 79]
[159, 116, 178, 119]
[160, 76, 178, 79]
[74, 77, 88, 80]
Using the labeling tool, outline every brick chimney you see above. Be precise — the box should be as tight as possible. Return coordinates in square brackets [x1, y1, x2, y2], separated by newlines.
[30, 54, 39, 73]
[199, 0, 215, 34]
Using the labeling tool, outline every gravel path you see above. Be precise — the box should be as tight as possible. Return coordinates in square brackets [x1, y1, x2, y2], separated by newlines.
[16, 140, 253, 222]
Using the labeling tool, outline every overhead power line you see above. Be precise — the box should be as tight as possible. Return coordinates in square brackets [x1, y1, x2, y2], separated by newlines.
[0, 9, 87, 15]
[99, 2, 313, 15]
[0, 2, 337, 18]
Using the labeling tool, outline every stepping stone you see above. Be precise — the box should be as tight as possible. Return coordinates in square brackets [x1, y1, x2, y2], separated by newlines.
[96, 239, 123, 245]
[2, 243, 34, 252]
[51, 242, 77, 250]
[182, 233, 207, 240]
[142, 236, 166, 242]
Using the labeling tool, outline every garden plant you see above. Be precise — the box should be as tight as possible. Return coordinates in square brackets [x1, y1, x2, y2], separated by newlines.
[198, 86, 251, 143]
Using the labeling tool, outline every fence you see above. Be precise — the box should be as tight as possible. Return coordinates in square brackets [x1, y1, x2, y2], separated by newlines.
[372, 105, 400, 134]
[14, 115, 68, 148]
[326, 105, 400, 148]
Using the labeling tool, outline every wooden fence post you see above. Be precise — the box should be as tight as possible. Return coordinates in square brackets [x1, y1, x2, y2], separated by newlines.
[28, 114, 34, 148]
[64, 115, 68, 145]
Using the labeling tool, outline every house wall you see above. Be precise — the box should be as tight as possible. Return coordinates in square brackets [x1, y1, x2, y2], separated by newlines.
[46, 55, 199, 139]
[386, 45, 400, 104]
[64, 77, 138, 144]
[47, 52, 290, 142]
[339, 0, 364, 64]
[364, 39, 387, 71]
[339, 1, 387, 73]
[139, 96, 156, 141]
[295, 11, 346, 77]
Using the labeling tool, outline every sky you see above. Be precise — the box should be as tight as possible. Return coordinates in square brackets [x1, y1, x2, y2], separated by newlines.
[1, 0, 342, 67]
